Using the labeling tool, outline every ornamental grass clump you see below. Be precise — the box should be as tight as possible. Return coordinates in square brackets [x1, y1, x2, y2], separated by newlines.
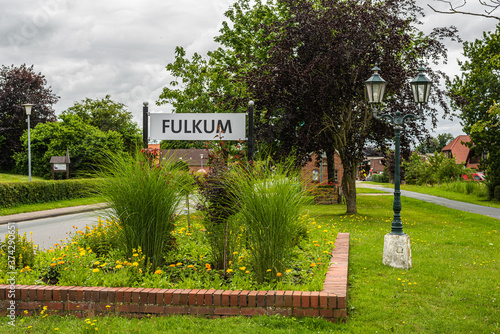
[230, 161, 308, 283]
[97, 148, 192, 270]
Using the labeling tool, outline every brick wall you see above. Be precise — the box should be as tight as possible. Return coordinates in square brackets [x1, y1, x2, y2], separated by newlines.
[1, 233, 349, 323]
[301, 153, 344, 191]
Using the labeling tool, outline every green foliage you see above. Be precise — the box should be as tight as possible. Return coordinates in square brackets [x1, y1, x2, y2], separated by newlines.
[96, 148, 192, 270]
[13, 113, 124, 178]
[62, 95, 142, 153]
[372, 173, 389, 183]
[0, 228, 37, 271]
[0, 179, 101, 207]
[76, 218, 122, 259]
[0, 64, 58, 171]
[494, 185, 500, 201]
[449, 26, 500, 198]
[416, 133, 455, 154]
[403, 151, 470, 185]
[229, 160, 307, 283]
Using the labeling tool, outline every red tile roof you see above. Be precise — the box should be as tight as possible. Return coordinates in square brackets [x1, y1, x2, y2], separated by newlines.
[441, 135, 471, 164]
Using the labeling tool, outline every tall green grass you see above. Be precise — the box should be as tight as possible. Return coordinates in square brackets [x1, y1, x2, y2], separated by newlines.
[230, 162, 307, 283]
[439, 180, 489, 198]
[97, 151, 192, 270]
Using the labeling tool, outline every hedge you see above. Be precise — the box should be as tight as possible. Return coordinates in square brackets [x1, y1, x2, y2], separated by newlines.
[0, 179, 102, 208]
[494, 185, 500, 202]
[372, 173, 389, 183]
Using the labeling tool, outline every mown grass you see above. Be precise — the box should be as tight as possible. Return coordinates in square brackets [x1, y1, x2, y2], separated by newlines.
[0, 196, 106, 216]
[367, 181, 500, 209]
[2, 194, 498, 333]
[0, 173, 44, 183]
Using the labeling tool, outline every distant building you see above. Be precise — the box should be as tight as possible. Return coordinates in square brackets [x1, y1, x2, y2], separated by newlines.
[441, 135, 481, 169]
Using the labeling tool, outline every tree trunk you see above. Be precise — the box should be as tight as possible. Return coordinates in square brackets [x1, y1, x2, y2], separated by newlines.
[342, 161, 357, 214]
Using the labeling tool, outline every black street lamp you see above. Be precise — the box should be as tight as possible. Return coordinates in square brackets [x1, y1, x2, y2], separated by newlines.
[365, 63, 432, 269]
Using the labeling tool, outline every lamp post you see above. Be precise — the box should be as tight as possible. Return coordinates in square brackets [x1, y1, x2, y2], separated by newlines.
[365, 63, 432, 269]
[22, 104, 34, 182]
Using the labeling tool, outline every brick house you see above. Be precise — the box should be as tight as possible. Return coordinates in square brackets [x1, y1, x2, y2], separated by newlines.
[300, 152, 344, 190]
[441, 135, 481, 169]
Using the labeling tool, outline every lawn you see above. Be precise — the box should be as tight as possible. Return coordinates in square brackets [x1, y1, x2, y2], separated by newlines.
[2, 192, 499, 333]
[0, 173, 44, 183]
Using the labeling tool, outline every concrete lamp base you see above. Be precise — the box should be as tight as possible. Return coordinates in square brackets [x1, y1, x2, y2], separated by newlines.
[382, 233, 412, 270]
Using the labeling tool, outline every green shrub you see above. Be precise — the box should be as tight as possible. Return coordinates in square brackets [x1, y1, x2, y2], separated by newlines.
[76, 217, 122, 258]
[494, 185, 500, 201]
[372, 173, 389, 183]
[0, 179, 101, 207]
[96, 149, 192, 270]
[229, 160, 307, 284]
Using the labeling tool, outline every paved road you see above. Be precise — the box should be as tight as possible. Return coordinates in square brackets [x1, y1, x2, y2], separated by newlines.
[357, 182, 500, 220]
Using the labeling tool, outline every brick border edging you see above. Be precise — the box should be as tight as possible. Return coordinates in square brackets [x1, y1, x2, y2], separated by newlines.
[1, 233, 349, 322]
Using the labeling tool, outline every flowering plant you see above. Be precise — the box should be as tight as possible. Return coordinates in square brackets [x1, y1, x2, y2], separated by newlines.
[317, 181, 335, 189]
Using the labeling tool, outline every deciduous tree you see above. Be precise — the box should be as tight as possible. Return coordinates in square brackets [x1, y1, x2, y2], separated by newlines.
[0, 64, 58, 171]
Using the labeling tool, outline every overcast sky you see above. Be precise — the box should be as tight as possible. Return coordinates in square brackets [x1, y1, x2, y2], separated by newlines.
[1, 0, 498, 138]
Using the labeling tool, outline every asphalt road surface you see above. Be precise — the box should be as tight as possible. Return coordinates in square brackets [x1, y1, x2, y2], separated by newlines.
[357, 182, 500, 220]
[0, 210, 106, 250]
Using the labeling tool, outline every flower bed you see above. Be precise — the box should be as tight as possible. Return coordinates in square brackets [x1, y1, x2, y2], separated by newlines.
[0, 233, 349, 322]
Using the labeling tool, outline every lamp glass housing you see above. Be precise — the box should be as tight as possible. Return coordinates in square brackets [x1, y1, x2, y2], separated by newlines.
[365, 66, 387, 104]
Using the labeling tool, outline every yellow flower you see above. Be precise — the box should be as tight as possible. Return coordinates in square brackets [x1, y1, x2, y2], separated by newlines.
[132, 262, 139, 267]
[50, 263, 57, 268]
[266, 269, 272, 272]
[154, 270, 162, 274]
[92, 268, 99, 273]
[245, 270, 250, 274]
[57, 261, 65, 265]
[133, 253, 139, 257]
[277, 272, 282, 277]
[239, 266, 246, 271]
[310, 263, 317, 267]
[285, 269, 292, 273]
[116, 264, 122, 269]
[169, 264, 176, 267]
[205, 263, 211, 270]
[176, 262, 182, 266]
[226, 269, 233, 273]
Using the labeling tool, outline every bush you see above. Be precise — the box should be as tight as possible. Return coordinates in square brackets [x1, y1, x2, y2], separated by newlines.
[494, 185, 500, 201]
[229, 160, 307, 284]
[0, 179, 101, 207]
[96, 149, 192, 270]
[372, 173, 389, 183]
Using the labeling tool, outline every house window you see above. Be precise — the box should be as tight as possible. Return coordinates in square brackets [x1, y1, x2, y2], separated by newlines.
[334, 170, 338, 182]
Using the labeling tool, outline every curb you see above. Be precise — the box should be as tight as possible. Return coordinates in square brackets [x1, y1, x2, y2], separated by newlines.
[0, 203, 108, 225]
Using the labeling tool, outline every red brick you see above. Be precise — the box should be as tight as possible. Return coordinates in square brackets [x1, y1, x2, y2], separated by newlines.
[221, 291, 231, 306]
[180, 289, 190, 305]
[117, 304, 139, 313]
[205, 289, 216, 305]
[67, 287, 78, 301]
[229, 290, 240, 306]
[123, 288, 135, 303]
[293, 308, 319, 317]
[213, 290, 224, 306]
[188, 289, 200, 305]
[20, 286, 29, 301]
[59, 287, 70, 301]
[148, 289, 162, 304]
[195, 289, 207, 305]
[333, 309, 347, 318]
[153, 289, 167, 304]
[248, 291, 258, 307]
[139, 305, 164, 314]
[36, 287, 45, 301]
[214, 307, 240, 316]
[257, 291, 267, 307]
[67, 302, 89, 311]
[138, 288, 151, 304]
[328, 294, 337, 308]
[131, 289, 143, 304]
[284, 291, 294, 307]
[337, 296, 345, 309]
[46, 302, 64, 311]
[164, 289, 176, 304]
[292, 291, 302, 308]
[319, 293, 328, 309]
[320, 309, 333, 318]
[190, 306, 212, 315]
[0, 286, 5, 300]
[239, 291, 250, 307]
[267, 308, 292, 317]
[115, 288, 127, 303]
[19, 301, 39, 310]
[76, 288, 85, 301]
[172, 290, 182, 305]
[301, 292, 311, 308]
[310, 292, 320, 308]
[164, 306, 189, 314]
[241, 307, 266, 316]
[94, 303, 113, 312]
[266, 290, 277, 306]
[274, 291, 285, 307]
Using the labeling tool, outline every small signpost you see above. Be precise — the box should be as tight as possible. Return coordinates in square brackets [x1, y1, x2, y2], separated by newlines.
[50, 149, 70, 180]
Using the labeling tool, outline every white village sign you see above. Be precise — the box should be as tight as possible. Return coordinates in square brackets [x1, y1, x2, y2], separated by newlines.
[149, 113, 246, 141]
